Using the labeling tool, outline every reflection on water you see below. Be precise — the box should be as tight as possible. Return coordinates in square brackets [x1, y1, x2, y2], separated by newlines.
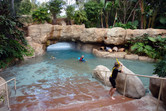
[0, 49, 155, 97]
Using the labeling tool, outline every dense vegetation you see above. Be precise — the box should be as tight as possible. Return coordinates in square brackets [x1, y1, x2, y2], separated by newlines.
[127, 34, 166, 59]
[153, 56, 166, 77]
[0, 1, 33, 69]
[10, 0, 165, 29]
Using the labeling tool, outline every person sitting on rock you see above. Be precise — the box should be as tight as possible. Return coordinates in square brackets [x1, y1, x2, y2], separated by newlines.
[109, 62, 123, 100]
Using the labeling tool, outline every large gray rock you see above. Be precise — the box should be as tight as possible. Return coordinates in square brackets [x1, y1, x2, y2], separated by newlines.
[125, 54, 139, 60]
[0, 77, 6, 106]
[80, 28, 106, 43]
[28, 41, 45, 56]
[93, 65, 111, 86]
[93, 64, 145, 99]
[149, 75, 166, 105]
[116, 64, 145, 98]
[104, 27, 126, 45]
[76, 43, 99, 53]
[92, 49, 127, 58]
[58, 25, 85, 41]
[28, 23, 53, 44]
[138, 56, 155, 62]
[125, 29, 147, 41]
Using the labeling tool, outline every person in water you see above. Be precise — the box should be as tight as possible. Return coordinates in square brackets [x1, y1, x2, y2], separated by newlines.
[109, 62, 123, 100]
[79, 55, 85, 61]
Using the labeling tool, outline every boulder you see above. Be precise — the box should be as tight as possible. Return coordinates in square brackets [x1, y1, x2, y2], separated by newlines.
[146, 28, 166, 37]
[149, 75, 166, 105]
[28, 23, 53, 44]
[104, 27, 126, 45]
[92, 49, 126, 58]
[59, 25, 85, 41]
[28, 42, 45, 56]
[93, 65, 111, 86]
[0, 77, 6, 106]
[125, 54, 139, 60]
[116, 65, 145, 98]
[93, 64, 145, 99]
[93, 49, 110, 58]
[125, 29, 147, 41]
[138, 56, 155, 62]
[80, 28, 106, 43]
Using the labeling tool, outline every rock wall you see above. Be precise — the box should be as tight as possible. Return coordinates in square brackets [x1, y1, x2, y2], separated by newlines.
[27, 23, 166, 56]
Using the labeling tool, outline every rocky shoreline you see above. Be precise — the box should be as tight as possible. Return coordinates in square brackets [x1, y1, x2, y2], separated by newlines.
[92, 48, 155, 62]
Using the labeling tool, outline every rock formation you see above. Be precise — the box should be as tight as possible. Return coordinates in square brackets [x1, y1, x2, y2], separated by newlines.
[27, 23, 166, 57]
[0, 77, 6, 106]
[149, 75, 166, 105]
[93, 64, 145, 99]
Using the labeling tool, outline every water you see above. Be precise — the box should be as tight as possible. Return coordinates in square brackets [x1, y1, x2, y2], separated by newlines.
[0, 43, 155, 97]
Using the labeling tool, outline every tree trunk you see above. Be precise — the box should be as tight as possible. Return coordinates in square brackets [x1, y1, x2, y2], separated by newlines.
[52, 14, 57, 25]
[132, 10, 136, 22]
[143, 15, 146, 29]
[105, 12, 109, 28]
[101, 10, 103, 28]
[148, 17, 152, 28]
[139, 0, 144, 29]
[151, 10, 157, 28]
[11, 0, 15, 16]
[113, 11, 117, 27]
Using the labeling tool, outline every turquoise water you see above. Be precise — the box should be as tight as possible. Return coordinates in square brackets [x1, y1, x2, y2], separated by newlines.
[0, 47, 155, 96]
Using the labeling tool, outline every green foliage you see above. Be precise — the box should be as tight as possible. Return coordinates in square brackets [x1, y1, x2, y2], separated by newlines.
[73, 10, 88, 25]
[19, 0, 32, 15]
[113, 20, 138, 29]
[66, 5, 75, 20]
[32, 7, 51, 23]
[47, 0, 65, 24]
[153, 56, 166, 77]
[19, 15, 33, 24]
[128, 34, 166, 59]
[48, 0, 65, 14]
[0, 1, 34, 69]
[84, 1, 102, 27]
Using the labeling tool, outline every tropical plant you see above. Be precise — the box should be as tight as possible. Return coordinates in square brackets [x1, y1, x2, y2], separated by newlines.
[153, 56, 166, 77]
[47, 0, 65, 24]
[113, 20, 138, 29]
[0, 1, 33, 69]
[73, 10, 88, 25]
[128, 34, 166, 59]
[19, 0, 32, 15]
[84, 1, 101, 27]
[66, 5, 75, 25]
[32, 7, 51, 23]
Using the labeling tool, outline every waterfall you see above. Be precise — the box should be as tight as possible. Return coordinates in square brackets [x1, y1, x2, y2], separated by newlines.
[47, 42, 75, 51]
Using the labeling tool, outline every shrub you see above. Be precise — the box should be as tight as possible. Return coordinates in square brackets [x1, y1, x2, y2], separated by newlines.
[73, 10, 88, 25]
[32, 7, 51, 24]
[153, 56, 166, 77]
[127, 34, 166, 59]
[19, 0, 32, 15]
[0, 1, 34, 69]
[113, 20, 138, 29]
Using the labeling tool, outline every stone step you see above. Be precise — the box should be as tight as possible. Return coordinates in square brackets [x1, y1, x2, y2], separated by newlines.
[10, 77, 112, 110]
[15, 77, 103, 97]
[46, 96, 134, 111]
[10, 95, 134, 111]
